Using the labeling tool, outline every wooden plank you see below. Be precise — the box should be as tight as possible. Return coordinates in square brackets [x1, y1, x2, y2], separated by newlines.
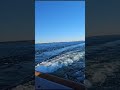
[35, 71, 86, 90]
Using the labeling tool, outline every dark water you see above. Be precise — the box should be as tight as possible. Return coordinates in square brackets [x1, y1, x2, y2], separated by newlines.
[0, 41, 34, 90]
[86, 35, 120, 89]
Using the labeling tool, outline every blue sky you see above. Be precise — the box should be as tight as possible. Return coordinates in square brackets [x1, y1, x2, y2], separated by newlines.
[35, 1, 85, 43]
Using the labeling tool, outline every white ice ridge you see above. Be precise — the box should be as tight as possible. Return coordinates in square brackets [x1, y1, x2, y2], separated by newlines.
[35, 51, 85, 73]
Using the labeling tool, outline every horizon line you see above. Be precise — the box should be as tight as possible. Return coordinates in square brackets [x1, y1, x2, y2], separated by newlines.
[35, 40, 85, 44]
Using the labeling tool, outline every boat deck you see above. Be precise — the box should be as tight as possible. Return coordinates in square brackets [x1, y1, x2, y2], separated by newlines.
[35, 71, 86, 90]
[35, 77, 72, 90]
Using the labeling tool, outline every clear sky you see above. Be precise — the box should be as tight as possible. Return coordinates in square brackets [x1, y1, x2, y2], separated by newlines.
[35, 1, 85, 43]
